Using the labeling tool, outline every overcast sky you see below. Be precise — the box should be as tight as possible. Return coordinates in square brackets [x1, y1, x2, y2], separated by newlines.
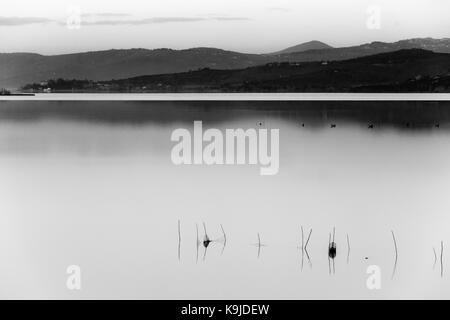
[0, 0, 449, 55]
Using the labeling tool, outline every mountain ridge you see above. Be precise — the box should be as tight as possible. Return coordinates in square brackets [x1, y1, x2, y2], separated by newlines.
[2, 37, 450, 89]
[269, 40, 333, 55]
[23, 49, 450, 93]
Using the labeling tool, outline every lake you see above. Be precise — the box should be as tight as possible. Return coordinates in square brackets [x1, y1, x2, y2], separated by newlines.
[0, 97, 449, 299]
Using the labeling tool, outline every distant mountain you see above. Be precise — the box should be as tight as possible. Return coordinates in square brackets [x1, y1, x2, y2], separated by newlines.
[2, 37, 450, 89]
[269, 40, 333, 55]
[275, 38, 450, 62]
[29, 49, 450, 93]
[0, 48, 267, 89]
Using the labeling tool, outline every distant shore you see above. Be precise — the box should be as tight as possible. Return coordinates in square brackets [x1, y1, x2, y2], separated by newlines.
[0, 93, 35, 96]
[2, 92, 450, 101]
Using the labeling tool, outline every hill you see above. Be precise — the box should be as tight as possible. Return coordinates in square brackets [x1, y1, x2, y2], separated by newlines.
[269, 40, 333, 55]
[24, 49, 450, 93]
[3, 38, 450, 89]
[0, 48, 267, 89]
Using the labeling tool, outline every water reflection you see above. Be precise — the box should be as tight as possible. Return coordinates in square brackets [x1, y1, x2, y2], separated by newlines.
[300, 226, 313, 270]
[253, 233, 267, 259]
[0, 100, 450, 298]
[346, 234, 350, 265]
[391, 231, 398, 279]
[328, 228, 337, 275]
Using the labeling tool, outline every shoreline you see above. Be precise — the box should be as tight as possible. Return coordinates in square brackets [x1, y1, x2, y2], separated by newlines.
[1, 92, 450, 101]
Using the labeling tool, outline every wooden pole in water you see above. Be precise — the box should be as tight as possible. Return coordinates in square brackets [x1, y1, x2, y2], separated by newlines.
[391, 230, 398, 279]
[305, 229, 312, 250]
[221, 224, 227, 244]
[301, 226, 304, 250]
[203, 222, 209, 241]
[220, 224, 227, 255]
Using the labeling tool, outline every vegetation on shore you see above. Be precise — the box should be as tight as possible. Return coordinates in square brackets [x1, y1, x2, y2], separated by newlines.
[0, 88, 11, 95]
[21, 49, 450, 93]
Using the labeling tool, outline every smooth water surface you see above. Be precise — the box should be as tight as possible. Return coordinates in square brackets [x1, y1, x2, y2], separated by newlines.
[0, 99, 449, 299]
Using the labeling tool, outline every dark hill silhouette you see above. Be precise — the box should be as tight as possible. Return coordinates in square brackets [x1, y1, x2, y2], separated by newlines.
[273, 38, 450, 63]
[25, 49, 450, 93]
[269, 40, 333, 55]
[3, 38, 450, 89]
[0, 48, 267, 89]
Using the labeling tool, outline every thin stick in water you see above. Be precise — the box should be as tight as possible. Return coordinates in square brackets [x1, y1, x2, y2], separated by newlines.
[305, 229, 312, 250]
[203, 222, 208, 240]
[221, 224, 227, 244]
[220, 224, 227, 255]
[301, 226, 304, 250]
[391, 230, 398, 279]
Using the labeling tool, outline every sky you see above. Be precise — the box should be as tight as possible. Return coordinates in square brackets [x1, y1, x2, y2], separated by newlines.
[0, 0, 449, 55]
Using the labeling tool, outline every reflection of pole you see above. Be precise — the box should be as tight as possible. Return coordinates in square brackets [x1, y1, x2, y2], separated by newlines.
[328, 233, 331, 275]
[177, 220, 181, 261]
[305, 229, 312, 250]
[441, 241, 444, 278]
[347, 234, 350, 264]
[257, 233, 261, 259]
[301, 226, 304, 270]
[433, 247, 437, 270]
[196, 223, 199, 263]
[220, 224, 227, 255]
[333, 257, 335, 274]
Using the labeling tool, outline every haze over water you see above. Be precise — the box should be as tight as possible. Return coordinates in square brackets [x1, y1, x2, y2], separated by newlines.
[0, 98, 449, 299]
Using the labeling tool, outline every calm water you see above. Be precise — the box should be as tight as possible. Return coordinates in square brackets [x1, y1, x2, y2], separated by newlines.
[0, 99, 450, 299]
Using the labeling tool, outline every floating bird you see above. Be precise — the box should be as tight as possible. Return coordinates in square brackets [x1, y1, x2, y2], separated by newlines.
[330, 124, 336, 128]
[368, 124, 374, 129]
